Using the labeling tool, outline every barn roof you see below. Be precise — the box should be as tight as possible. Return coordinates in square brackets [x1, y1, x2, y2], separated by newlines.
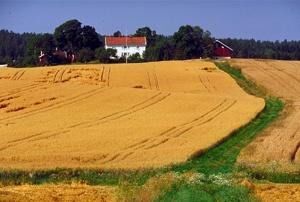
[105, 36, 147, 46]
[215, 40, 233, 51]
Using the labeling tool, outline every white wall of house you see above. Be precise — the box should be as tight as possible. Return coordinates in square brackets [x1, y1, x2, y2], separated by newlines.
[0, 64, 8, 68]
[105, 45, 146, 58]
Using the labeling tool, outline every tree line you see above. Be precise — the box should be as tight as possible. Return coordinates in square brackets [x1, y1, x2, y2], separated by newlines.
[220, 38, 300, 60]
[0, 19, 300, 67]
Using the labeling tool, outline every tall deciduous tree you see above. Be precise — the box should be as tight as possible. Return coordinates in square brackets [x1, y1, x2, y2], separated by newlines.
[173, 25, 204, 59]
[202, 31, 214, 58]
[134, 27, 157, 47]
[54, 19, 83, 51]
[82, 25, 102, 50]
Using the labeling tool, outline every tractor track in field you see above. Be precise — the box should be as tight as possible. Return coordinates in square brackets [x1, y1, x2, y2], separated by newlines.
[206, 76, 217, 91]
[152, 68, 160, 90]
[0, 91, 170, 151]
[291, 141, 300, 162]
[10, 70, 25, 80]
[107, 67, 111, 86]
[9, 71, 19, 80]
[59, 68, 67, 82]
[0, 130, 71, 152]
[252, 61, 299, 95]
[83, 92, 171, 128]
[146, 71, 152, 89]
[290, 127, 300, 162]
[93, 70, 100, 81]
[52, 68, 67, 83]
[52, 69, 61, 83]
[0, 87, 111, 150]
[249, 61, 285, 89]
[67, 92, 162, 128]
[13, 70, 26, 80]
[143, 100, 236, 149]
[260, 61, 300, 94]
[198, 75, 210, 92]
[267, 62, 300, 85]
[0, 86, 109, 123]
[105, 99, 237, 164]
[100, 66, 105, 82]
[0, 84, 40, 99]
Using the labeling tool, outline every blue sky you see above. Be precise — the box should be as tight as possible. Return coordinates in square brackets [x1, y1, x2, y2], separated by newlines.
[0, 0, 299, 41]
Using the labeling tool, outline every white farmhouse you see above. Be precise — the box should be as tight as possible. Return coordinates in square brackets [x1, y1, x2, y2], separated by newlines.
[104, 36, 147, 58]
[0, 64, 8, 68]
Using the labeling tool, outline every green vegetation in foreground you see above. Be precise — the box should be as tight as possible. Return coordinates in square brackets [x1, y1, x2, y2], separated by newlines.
[0, 61, 292, 201]
[156, 183, 255, 202]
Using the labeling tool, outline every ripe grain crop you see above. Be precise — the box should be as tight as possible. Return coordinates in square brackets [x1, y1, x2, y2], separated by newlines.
[0, 60, 264, 170]
[231, 59, 300, 172]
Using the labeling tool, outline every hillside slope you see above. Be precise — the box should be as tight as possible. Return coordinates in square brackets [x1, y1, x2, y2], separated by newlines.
[231, 59, 300, 171]
[0, 60, 264, 170]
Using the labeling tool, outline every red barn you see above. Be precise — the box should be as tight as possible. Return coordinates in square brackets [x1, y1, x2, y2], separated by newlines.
[214, 40, 233, 59]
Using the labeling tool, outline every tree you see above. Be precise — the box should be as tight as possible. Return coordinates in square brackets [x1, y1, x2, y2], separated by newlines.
[95, 47, 117, 63]
[134, 27, 157, 47]
[82, 25, 101, 50]
[113, 30, 122, 37]
[54, 19, 83, 51]
[202, 31, 214, 58]
[144, 36, 174, 61]
[22, 34, 46, 66]
[173, 25, 204, 59]
[78, 48, 95, 63]
[36, 34, 55, 55]
[127, 53, 143, 63]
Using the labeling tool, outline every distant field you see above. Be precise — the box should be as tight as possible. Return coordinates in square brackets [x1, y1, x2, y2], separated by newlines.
[231, 59, 300, 171]
[0, 60, 264, 170]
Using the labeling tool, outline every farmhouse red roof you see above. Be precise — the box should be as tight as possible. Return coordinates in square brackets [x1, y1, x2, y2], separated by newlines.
[105, 36, 147, 46]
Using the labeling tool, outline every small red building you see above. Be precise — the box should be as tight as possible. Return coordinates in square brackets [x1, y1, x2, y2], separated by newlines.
[214, 40, 233, 59]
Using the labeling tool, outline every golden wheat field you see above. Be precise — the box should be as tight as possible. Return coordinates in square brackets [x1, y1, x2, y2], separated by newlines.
[0, 184, 116, 202]
[254, 183, 300, 202]
[231, 59, 300, 171]
[0, 60, 264, 170]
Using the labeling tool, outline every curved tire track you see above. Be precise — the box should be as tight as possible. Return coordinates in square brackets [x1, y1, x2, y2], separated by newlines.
[0, 87, 109, 122]
[83, 92, 171, 128]
[107, 99, 237, 163]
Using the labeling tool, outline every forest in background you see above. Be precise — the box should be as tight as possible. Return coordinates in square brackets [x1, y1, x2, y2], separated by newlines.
[1, 19, 300, 67]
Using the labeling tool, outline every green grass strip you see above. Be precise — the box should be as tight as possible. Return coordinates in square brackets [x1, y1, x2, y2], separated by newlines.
[156, 183, 256, 202]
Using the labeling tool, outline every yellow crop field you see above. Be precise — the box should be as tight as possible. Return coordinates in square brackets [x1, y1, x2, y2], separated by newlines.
[0, 60, 264, 170]
[0, 184, 116, 202]
[231, 59, 300, 171]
